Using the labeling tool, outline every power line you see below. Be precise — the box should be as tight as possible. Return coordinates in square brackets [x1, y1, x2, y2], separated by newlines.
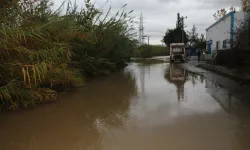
[189, 0, 207, 18]
[186, 0, 207, 24]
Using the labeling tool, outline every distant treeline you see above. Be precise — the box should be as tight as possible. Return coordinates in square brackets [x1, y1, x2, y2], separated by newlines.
[135, 45, 169, 58]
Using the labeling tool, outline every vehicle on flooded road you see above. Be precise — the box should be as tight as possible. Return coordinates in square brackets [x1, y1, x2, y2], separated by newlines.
[170, 43, 186, 63]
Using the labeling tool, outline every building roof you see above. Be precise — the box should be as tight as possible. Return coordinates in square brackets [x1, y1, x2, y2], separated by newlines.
[206, 12, 234, 31]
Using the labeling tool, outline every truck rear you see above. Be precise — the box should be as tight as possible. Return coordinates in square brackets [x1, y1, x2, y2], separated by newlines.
[170, 43, 186, 63]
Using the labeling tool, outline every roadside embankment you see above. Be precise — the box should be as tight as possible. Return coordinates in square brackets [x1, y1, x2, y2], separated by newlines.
[196, 63, 250, 82]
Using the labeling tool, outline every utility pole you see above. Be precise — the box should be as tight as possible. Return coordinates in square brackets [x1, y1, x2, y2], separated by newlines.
[138, 13, 144, 45]
[162, 36, 165, 46]
[181, 16, 187, 43]
[143, 35, 150, 45]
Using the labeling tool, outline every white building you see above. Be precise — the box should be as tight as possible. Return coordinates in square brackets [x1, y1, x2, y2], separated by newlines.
[206, 10, 246, 54]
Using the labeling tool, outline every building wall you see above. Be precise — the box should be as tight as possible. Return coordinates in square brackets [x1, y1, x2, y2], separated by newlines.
[206, 15, 231, 52]
[206, 11, 245, 53]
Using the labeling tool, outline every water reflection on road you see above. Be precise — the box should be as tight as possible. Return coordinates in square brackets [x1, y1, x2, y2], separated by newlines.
[1, 62, 250, 150]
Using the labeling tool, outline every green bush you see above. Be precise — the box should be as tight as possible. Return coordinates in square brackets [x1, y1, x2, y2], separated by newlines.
[0, 0, 136, 111]
[135, 44, 169, 58]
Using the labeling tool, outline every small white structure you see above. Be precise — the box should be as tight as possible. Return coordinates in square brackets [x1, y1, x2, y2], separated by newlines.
[206, 10, 246, 54]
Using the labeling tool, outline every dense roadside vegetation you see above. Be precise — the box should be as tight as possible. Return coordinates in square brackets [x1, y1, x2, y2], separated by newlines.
[0, 0, 136, 111]
[134, 44, 169, 58]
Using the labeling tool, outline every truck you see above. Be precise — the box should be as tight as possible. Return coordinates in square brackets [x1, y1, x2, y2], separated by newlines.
[170, 43, 186, 63]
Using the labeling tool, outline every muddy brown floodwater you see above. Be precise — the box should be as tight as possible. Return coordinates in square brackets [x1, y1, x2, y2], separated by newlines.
[1, 62, 250, 150]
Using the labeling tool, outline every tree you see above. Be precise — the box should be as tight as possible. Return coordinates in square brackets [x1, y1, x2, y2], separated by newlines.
[242, 0, 250, 11]
[234, 6, 250, 50]
[163, 28, 188, 46]
[189, 25, 199, 45]
[176, 12, 183, 29]
[197, 34, 206, 49]
[188, 25, 205, 49]
[200, 34, 205, 41]
[213, 9, 227, 21]
[163, 13, 188, 46]
[213, 7, 237, 21]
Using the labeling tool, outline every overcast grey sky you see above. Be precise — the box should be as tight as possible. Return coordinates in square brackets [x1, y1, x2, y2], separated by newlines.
[54, 0, 241, 44]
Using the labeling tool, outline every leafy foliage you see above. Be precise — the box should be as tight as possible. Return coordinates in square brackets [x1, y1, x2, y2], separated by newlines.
[197, 34, 206, 49]
[68, 1, 136, 76]
[234, 9, 250, 50]
[242, 0, 250, 11]
[189, 25, 199, 44]
[135, 45, 169, 58]
[176, 12, 184, 29]
[163, 28, 188, 47]
[188, 25, 206, 49]
[0, 0, 136, 111]
[163, 13, 188, 46]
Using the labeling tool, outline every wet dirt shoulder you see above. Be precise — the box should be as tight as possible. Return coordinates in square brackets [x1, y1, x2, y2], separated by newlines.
[181, 63, 250, 105]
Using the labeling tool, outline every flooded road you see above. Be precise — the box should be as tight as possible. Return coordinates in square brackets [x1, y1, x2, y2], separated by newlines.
[1, 61, 250, 150]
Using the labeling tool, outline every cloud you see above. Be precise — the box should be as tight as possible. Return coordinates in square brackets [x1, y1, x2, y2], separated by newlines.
[54, 0, 242, 44]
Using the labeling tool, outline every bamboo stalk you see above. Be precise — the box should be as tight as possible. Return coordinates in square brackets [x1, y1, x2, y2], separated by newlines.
[22, 67, 26, 87]
[32, 65, 37, 85]
[26, 65, 31, 89]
